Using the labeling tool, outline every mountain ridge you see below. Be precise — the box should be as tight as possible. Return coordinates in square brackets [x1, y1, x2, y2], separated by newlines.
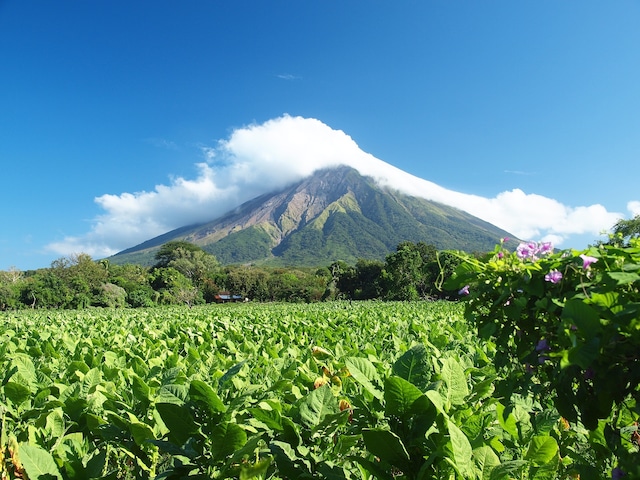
[111, 166, 517, 266]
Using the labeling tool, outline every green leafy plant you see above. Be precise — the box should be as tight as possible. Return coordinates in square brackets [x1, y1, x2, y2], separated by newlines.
[447, 237, 640, 478]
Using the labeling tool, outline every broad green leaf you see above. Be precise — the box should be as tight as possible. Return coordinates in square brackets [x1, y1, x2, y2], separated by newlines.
[562, 299, 601, 338]
[102, 351, 120, 368]
[440, 356, 469, 406]
[84, 448, 108, 479]
[189, 379, 226, 416]
[155, 384, 188, 404]
[129, 420, 156, 446]
[468, 376, 496, 403]
[489, 460, 527, 480]
[240, 455, 273, 480]
[65, 360, 90, 378]
[425, 389, 446, 416]
[155, 403, 198, 446]
[348, 456, 394, 480]
[218, 361, 246, 390]
[18, 444, 63, 480]
[3, 382, 32, 406]
[44, 409, 65, 439]
[565, 337, 600, 369]
[248, 406, 283, 431]
[530, 455, 560, 480]
[392, 344, 431, 390]
[334, 434, 361, 456]
[447, 421, 473, 477]
[589, 291, 619, 309]
[496, 403, 519, 440]
[210, 422, 247, 461]
[345, 357, 383, 400]
[384, 375, 433, 420]
[270, 440, 312, 477]
[299, 384, 338, 428]
[474, 446, 501, 480]
[7, 353, 38, 390]
[524, 435, 558, 466]
[604, 271, 640, 286]
[361, 428, 410, 471]
[131, 374, 151, 402]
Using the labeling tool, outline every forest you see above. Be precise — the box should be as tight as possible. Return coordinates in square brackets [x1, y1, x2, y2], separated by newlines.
[0, 240, 464, 310]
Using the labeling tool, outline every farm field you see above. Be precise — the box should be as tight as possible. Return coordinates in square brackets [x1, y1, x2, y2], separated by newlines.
[0, 302, 595, 479]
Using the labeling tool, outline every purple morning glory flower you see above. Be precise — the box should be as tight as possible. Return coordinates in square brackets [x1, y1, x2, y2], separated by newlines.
[516, 242, 535, 259]
[545, 269, 563, 284]
[516, 241, 554, 261]
[538, 242, 554, 255]
[612, 467, 625, 479]
[535, 338, 550, 352]
[579, 254, 598, 269]
[458, 285, 470, 296]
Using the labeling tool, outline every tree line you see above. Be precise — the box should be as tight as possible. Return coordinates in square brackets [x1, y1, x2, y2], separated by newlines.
[0, 240, 468, 310]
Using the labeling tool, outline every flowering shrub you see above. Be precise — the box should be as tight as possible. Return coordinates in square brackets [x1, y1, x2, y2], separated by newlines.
[447, 237, 640, 478]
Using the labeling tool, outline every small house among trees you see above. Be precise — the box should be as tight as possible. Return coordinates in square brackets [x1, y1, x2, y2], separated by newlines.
[213, 291, 245, 303]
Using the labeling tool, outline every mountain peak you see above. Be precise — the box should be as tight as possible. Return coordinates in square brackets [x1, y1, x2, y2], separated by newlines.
[111, 166, 515, 266]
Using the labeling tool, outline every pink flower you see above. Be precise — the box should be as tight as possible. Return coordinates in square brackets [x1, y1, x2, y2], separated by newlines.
[516, 242, 537, 259]
[458, 285, 470, 296]
[538, 242, 554, 255]
[516, 241, 554, 261]
[579, 254, 598, 269]
[545, 269, 563, 284]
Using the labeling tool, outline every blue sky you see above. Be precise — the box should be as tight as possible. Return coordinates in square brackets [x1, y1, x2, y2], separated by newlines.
[1, 1, 639, 271]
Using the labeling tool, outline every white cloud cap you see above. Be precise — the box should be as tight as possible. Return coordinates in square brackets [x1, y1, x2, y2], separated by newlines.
[46, 115, 628, 258]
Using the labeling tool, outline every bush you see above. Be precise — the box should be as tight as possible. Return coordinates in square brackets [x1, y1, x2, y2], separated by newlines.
[447, 237, 640, 477]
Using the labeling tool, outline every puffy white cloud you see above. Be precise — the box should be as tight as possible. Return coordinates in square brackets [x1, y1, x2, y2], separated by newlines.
[628, 200, 640, 216]
[46, 115, 628, 257]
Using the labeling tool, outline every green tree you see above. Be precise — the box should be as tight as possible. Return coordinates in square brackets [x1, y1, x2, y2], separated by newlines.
[382, 242, 432, 300]
[154, 240, 203, 268]
[95, 283, 127, 307]
[327, 261, 353, 299]
[108, 263, 155, 307]
[155, 241, 220, 302]
[150, 267, 200, 306]
[20, 269, 72, 308]
[224, 265, 269, 300]
[332, 261, 357, 299]
[610, 214, 640, 245]
[0, 267, 23, 310]
[168, 248, 219, 286]
[353, 258, 384, 299]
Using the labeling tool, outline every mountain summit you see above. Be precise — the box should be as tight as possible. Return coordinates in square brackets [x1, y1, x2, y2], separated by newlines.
[111, 166, 515, 266]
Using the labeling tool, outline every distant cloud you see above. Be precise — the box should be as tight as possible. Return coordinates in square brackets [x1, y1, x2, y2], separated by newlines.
[504, 169, 535, 176]
[276, 73, 301, 80]
[45, 115, 627, 258]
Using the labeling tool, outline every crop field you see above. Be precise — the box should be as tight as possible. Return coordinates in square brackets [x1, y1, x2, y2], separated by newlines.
[0, 302, 593, 479]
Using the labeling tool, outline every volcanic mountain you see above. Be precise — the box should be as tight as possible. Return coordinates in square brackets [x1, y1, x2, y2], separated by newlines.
[110, 166, 516, 266]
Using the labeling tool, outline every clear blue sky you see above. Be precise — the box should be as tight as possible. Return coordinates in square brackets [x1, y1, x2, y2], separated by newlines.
[1, 1, 639, 271]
